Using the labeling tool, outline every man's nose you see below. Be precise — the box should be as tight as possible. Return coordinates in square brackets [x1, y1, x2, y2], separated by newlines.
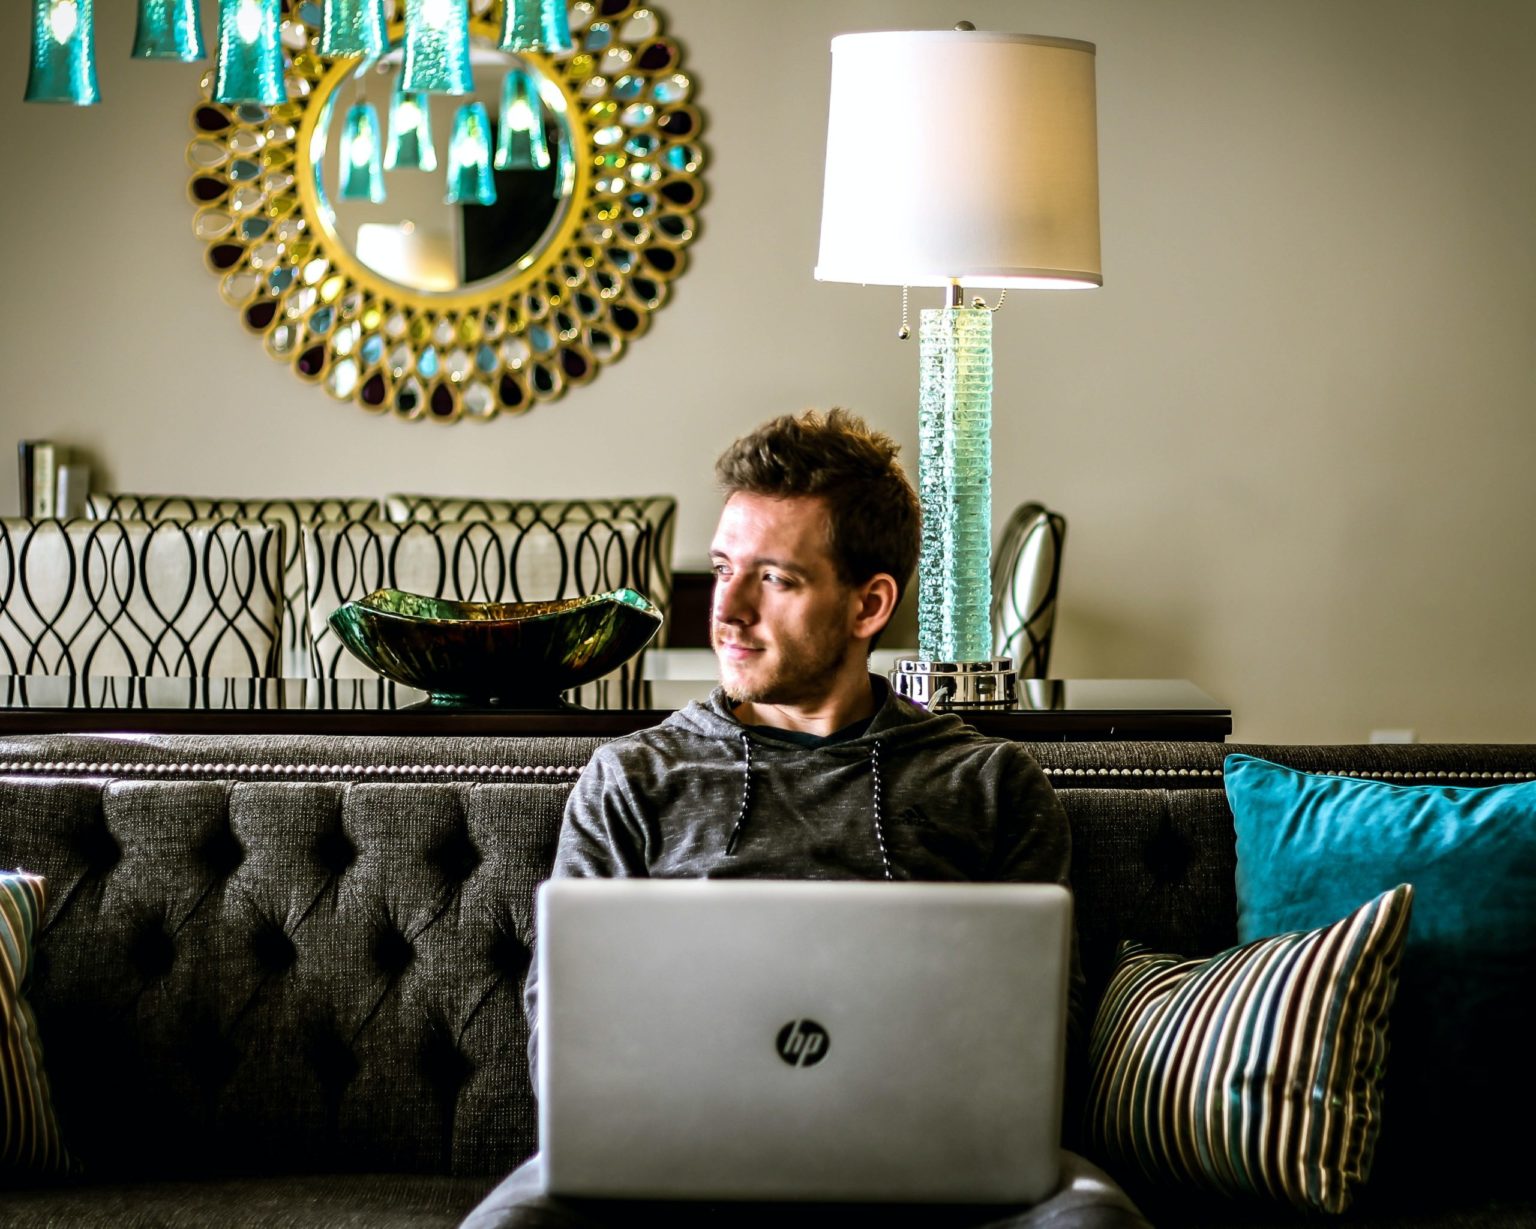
[713, 574, 753, 625]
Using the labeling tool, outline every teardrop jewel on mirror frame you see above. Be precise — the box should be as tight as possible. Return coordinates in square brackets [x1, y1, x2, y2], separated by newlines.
[188, 0, 704, 424]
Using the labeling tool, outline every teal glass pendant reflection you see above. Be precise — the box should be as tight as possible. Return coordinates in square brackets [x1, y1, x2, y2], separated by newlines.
[340, 102, 386, 202]
[320, 0, 387, 58]
[132, 0, 206, 62]
[445, 102, 496, 206]
[498, 0, 573, 55]
[552, 132, 574, 198]
[402, 0, 473, 95]
[212, 0, 287, 106]
[26, 0, 99, 105]
[494, 69, 550, 171]
[386, 86, 438, 172]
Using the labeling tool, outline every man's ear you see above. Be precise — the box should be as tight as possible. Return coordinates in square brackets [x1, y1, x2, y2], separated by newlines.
[851, 573, 899, 642]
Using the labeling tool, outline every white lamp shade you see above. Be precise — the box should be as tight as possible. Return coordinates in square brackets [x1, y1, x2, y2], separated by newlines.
[815, 30, 1101, 290]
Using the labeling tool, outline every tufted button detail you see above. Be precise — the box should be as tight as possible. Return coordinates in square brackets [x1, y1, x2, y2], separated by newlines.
[199, 826, 244, 878]
[372, 926, 414, 977]
[1143, 824, 1192, 885]
[314, 826, 357, 876]
[487, 930, 531, 980]
[421, 1027, 474, 1101]
[130, 922, 177, 981]
[428, 823, 482, 886]
[250, 921, 297, 974]
[306, 1029, 359, 1096]
[81, 818, 122, 876]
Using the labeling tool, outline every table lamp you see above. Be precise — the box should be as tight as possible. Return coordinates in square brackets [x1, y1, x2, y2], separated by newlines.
[815, 26, 1101, 708]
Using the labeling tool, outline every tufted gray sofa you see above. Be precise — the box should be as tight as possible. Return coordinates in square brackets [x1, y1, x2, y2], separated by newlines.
[0, 733, 1531, 1228]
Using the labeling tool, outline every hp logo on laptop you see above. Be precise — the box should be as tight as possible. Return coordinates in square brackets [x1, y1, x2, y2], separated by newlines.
[776, 1019, 830, 1067]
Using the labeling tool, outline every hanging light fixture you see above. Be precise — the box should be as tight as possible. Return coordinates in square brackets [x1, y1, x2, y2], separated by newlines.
[551, 130, 574, 199]
[339, 101, 387, 202]
[212, 0, 287, 106]
[498, 0, 573, 55]
[494, 68, 550, 171]
[132, 0, 206, 62]
[445, 102, 497, 206]
[386, 85, 438, 171]
[320, 0, 387, 59]
[26, 0, 100, 105]
[402, 0, 473, 95]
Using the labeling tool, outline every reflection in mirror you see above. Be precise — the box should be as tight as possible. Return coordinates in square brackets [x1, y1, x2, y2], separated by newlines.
[312, 42, 573, 294]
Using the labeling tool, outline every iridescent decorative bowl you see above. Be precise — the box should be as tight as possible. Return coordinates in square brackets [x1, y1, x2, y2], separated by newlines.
[327, 587, 663, 706]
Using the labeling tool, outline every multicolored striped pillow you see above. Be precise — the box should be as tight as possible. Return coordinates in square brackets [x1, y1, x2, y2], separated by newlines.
[1, 870, 72, 1173]
[1085, 884, 1413, 1214]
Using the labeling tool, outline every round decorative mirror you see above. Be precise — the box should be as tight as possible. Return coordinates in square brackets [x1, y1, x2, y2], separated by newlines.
[186, 0, 705, 423]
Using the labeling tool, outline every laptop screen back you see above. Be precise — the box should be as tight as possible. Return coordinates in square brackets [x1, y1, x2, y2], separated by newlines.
[537, 878, 1071, 1204]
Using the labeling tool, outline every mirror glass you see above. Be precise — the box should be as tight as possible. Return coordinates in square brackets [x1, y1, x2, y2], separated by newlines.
[187, 0, 706, 423]
[311, 43, 574, 295]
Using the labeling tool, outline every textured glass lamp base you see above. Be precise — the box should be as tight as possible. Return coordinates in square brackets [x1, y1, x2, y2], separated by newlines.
[891, 657, 1018, 710]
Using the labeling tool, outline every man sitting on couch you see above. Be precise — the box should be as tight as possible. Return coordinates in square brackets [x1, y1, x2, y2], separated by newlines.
[460, 408, 1150, 1229]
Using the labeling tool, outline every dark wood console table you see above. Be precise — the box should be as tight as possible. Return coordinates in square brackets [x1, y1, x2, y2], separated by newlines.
[0, 670, 1229, 741]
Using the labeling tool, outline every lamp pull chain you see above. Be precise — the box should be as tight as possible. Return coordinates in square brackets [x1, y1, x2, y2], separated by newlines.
[972, 289, 1008, 312]
[898, 285, 911, 340]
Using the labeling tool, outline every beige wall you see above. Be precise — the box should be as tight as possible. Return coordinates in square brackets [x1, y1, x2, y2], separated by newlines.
[2, 0, 1534, 743]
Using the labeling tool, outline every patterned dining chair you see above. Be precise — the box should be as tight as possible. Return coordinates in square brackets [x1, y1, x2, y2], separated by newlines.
[990, 502, 1067, 678]
[303, 517, 655, 705]
[382, 494, 676, 646]
[87, 494, 381, 676]
[0, 518, 286, 677]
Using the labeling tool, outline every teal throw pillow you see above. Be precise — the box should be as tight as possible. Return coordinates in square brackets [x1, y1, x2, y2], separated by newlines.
[1224, 753, 1536, 1177]
[1, 869, 72, 1174]
[1086, 885, 1413, 1214]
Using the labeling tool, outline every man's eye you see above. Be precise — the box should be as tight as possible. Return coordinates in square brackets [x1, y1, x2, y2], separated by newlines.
[763, 572, 789, 587]
[711, 563, 731, 578]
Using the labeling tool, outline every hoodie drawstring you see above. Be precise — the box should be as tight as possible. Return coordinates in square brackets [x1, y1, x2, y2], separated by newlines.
[724, 732, 753, 855]
[725, 732, 893, 880]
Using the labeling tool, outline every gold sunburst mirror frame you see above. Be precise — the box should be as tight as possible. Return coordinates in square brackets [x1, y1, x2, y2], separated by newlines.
[186, 0, 705, 423]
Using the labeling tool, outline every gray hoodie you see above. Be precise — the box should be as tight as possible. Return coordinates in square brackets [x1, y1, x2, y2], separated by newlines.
[524, 676, 1080, 1083]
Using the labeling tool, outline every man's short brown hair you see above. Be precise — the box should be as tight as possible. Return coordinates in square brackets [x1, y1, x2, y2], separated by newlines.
[715, 408, 921, 600]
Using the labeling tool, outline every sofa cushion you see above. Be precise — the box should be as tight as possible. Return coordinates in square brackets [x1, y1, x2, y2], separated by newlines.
[1085, 885, 1412, 1215]
[1224, 754, 1536, 1179]
[0, 870, 71, 1175]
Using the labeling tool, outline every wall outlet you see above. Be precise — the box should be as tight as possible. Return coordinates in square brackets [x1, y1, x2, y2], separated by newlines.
[1369, 728, 1417, 743]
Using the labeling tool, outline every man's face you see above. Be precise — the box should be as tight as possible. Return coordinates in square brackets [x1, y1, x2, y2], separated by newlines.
[708, 492, 864, 708]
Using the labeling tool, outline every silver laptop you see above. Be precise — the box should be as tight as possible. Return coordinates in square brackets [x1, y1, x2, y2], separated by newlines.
[537, 878, 1072, 1204]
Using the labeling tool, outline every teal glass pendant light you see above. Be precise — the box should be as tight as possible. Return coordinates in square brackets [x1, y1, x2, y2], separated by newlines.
[339, 102, 386, 202]
[445, 102, 497, 206]
[26, 0, 100, 105]
[212, 0, 287, 106]
[132, 0, 206, 62]
[494, 69, 549, 171]
[498, 0, 573, 55]
[402, 0, 473, 95]
[320, 0, 387, 59]
[385, 86, 438, 171]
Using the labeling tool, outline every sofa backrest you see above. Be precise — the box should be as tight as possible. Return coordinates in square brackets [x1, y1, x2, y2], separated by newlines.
[2, 735, 1532, 1182]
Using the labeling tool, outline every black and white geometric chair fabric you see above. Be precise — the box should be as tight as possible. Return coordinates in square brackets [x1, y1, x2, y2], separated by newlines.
[86, 494, 380, 676]
[382, 494, 676, 646]
[990, 502, 1067, 679]
[302, 517, 655, 705]
[0, 518, 286, 677]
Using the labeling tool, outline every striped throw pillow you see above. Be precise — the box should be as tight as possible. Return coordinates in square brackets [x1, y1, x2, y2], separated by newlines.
[1086, 884, 1413, 1214]
[1, 870, 71, 1173]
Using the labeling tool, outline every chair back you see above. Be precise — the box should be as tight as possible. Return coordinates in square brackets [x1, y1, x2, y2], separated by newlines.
[991, 503, 1067, 677]
[383, 495, 676, 645]
[0, 518, 285, 677]
[303, 518, 654, 705]
[87, 495, 381, 676]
